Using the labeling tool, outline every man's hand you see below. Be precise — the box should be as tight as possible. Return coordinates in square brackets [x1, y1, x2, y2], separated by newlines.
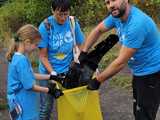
[87, 78, 101, 90]
[48, 82, 63, 98]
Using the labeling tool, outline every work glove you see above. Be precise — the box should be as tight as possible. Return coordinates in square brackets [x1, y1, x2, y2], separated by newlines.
[78, 51, 88, 65]
[87, 78, 101, 90]
[62, 62, 82, 89]
[49, 71, 63, 82]
[48, 82, 63, 99]
[50, 73, 65, 83]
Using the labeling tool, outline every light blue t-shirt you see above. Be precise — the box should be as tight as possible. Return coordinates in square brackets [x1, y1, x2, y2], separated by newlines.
[103, 6, 160, 76]
[38, 16, 84, 74]
[7, 52, 39, 120]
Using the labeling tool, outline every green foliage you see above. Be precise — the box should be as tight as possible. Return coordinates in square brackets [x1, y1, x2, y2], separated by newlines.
[134, 0, 160, 25]
[0, 0, 51, 45]
[0, 1, 26, 32]
[71, 0, 106, 27]
[0, 0, 107, 45]
[151, 0, 160, 4]
[0, 1, 26, 46]
[23, 0, 51, 25]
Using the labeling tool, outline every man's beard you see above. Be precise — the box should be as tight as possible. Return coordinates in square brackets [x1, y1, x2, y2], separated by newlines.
[110, 2, 126, 18]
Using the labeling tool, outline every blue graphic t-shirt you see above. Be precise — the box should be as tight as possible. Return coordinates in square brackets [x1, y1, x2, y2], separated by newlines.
[103, 6, 160, 76]
[38, 16, 84, 73]
[7, 52, 39, 120]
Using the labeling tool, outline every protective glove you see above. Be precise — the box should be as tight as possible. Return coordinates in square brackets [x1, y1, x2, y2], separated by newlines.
[62, 62, 82, 89]
[48, 82, 63, 99]
[78, 51, 88, 65]
[50, 74, 65, 83]
[50, 71, 63, 82]
[87, 78, 101, 90]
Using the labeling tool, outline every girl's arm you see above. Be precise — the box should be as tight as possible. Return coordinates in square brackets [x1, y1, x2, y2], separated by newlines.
[32, 84, 49, 93]
[32, 84, 63, 99]
[34, 73, 50, 80]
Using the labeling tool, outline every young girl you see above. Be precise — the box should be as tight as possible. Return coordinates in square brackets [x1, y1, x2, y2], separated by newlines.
[6, 24, 62, 120]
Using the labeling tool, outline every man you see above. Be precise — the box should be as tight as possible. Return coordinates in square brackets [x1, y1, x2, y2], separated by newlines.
[38, 0, 84, 119]
[79, 0, 160, 120]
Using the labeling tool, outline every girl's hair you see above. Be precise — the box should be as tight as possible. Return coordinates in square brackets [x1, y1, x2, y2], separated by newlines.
[6, 24, 41, 62]
[51, 0, 71, 12]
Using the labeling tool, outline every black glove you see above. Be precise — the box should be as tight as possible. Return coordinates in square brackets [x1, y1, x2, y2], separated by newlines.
[62, 62, 82, 89]
[50, 74, 57, 80]
[78, 51, 88, 65]
[87, 78, 101, 90]
[50, 74, 65, 84]
[48, 82, 64, 98]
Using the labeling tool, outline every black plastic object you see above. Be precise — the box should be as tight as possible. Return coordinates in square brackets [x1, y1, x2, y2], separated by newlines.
[53, 34, 119, 89]
[85, 34, 119, 71]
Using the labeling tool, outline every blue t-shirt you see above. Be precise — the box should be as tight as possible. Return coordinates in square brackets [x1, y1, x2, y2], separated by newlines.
[103, 6, 160, 76]
[7, 52, 39, 120]
[38, 16, 84, 74]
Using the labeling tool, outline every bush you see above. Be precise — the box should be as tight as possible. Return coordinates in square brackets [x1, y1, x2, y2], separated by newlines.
[71, 0, 107, 27]
[23, 0, 51, 25]
[0, 0, 159, 47]
[0, 0, 51, 46]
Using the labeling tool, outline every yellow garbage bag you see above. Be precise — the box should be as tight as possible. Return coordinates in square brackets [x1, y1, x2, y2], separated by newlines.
[57, 86, 103, 120]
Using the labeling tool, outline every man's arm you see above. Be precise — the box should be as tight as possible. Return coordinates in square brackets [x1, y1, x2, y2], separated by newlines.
[83, 22, 110, 52]
[97, 46, 137, 82]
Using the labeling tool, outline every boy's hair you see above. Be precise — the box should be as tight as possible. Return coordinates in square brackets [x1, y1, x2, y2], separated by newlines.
[51, 0, 71, 12]
[6, 24, 41, 62]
